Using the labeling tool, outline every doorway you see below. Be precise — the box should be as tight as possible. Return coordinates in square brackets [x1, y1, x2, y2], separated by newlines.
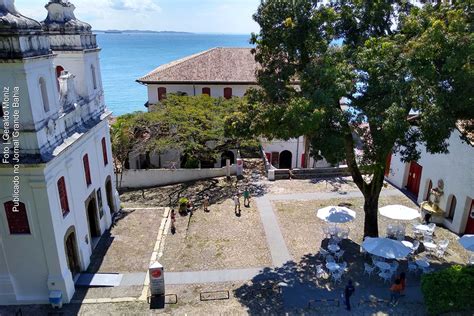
[105, 177, 115, 214]
[407, 161, 423, 198]
[465, 200, 474, 234]
[64, 228, 81, 277]
[279, 150, 292, 169]
[86, 197, 101, 249]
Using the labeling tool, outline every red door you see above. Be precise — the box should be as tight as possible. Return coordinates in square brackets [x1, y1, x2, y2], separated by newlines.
[465, 200, 474, 234]
[407, 161, 423, 198]
[265, 152, 271, 163]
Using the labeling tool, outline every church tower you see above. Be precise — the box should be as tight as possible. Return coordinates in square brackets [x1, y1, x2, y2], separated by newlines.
[0, 0, 119, 304]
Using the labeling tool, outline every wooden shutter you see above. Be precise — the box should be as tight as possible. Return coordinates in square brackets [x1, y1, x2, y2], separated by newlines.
[57, 177, 70, 216]
[224, 87, 232, 99]
[4, 201, 30, 234]
[158, 87, 167, 101]
[83, 154, 92, 186]
[101, 138, 108, 166]
[202, 87, 211, 96]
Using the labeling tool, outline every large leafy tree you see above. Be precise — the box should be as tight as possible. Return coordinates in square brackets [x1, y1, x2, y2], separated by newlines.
[227, 0, 473, 236]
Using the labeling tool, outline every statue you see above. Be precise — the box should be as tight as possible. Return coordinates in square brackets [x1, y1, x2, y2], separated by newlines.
[428, 179, 444, 211]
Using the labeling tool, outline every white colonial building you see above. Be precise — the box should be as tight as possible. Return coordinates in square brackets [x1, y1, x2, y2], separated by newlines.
[387, 123, 474, 235]
[137, 47, 329, 170]
[0, 0, 119, 305]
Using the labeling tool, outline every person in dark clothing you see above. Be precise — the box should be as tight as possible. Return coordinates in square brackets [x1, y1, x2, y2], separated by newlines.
[344, 279, 355, 311]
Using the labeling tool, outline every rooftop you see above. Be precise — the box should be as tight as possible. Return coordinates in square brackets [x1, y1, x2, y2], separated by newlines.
[137, 47, 258, 85]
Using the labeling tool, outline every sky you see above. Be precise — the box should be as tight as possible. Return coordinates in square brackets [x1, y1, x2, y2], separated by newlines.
[14, 0, 261, 34]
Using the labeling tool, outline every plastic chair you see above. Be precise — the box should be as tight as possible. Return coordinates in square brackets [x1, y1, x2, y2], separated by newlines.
[318, 248, 330, 259]
[364, 263, 375, 277]
[339, 261, 347, 272]
[331, 270, 343, 284]
[408, 261, 418, 274]
[412, 240, 420, 254]
[316, 264, 326, 278]
[335, 250, 345, 262]
[468, 254, 474, 265]
[326, 255, 335, 263]
[378, 271, 392, 283]
[389, 262, 399, 274]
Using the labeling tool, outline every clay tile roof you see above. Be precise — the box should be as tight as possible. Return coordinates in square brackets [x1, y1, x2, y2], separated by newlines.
[137, 47, 258, 84]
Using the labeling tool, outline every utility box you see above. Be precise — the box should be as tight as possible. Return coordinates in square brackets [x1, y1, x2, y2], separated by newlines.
[149, 262, 165, 296]
[49, 290, 62, 309]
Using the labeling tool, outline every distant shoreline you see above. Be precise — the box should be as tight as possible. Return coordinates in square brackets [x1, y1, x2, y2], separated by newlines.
[94, 30, 193, 34]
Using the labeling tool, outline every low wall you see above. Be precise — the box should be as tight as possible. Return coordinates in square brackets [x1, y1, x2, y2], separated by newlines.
[118, 165, 237, 189]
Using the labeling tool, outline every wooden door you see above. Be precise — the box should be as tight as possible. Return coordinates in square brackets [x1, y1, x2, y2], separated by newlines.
[407, 161, 423, 198]
[271, 152, 279, 168]
[465, 200, 474, 234]
[66, 233, 80, 275]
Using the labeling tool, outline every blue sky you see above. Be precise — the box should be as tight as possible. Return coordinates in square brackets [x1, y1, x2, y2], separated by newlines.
[14, 0, 261, 34]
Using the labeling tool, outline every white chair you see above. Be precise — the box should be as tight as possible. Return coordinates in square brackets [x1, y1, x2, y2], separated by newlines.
[334, 250, 345, 262]
[364, 263, 375, 277]
[408, 261, 418, 274]
[322, 226, 331, 239]
[468, 254, 474, 265]
[319, 248, 330, 259]
[390, 262, 399, 274]
[436, 247, 446, 258]
[326, 255, 335, 263]
[412, 240, 420, 254]
[427, 223, 436, 234]
[316, 264, 326, 278]
[331, 270, 343, 284]
[378, 271, 392, 283]
[423, 232, 433, 242]
[339, 261, 347, 272]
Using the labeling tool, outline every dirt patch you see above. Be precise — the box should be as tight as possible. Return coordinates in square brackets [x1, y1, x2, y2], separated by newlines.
[267, 176, 360, 195]
[87, 208, 164, 273]
[160, 198, 271, 272]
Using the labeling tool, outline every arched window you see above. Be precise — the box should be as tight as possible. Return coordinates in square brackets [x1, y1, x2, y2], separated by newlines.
[202, 87, 211, 96]
[447, 195, 457, 220]
[91, 65, 97, 90]
[57, 177, 70, 216]
[158, 87, 167, 101]
[83, 154, 92, 186]
[425, 180, 432, 201]
[56, 65, 64, 91]
[224, 87, 232, 99]
[4, 201, 30, 234]
[39, 77, 50, 112]
[101, 137, 109, 166]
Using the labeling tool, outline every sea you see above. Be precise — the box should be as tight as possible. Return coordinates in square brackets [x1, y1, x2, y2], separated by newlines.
[97, 33, 254, 116]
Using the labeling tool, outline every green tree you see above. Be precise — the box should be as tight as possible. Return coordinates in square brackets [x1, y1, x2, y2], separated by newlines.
[227, 0, 473, 237]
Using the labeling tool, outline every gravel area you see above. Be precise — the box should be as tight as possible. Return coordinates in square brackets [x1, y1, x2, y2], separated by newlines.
[87, 208, 164, 273]
[160, 197, 272, 272]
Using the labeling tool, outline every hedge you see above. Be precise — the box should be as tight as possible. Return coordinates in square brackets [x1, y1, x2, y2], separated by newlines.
[421, 265, 474, 315]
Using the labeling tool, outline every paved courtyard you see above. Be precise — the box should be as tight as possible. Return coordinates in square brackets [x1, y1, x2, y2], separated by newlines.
[2, 174, 472, 315]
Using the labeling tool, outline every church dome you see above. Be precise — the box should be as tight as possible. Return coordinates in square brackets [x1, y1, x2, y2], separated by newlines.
[0, 0, 43, 33]
[41, 0, 92, 34]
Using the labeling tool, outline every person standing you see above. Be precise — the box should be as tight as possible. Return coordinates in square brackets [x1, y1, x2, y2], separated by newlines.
[243, 187, 250, 207]
[170, 209, 176, 234]
[389, 278, 403, 306]
[233, 194, 241, 216]
[398, 272, 406, 295]
[344, 279, 355, 311]
[203, 195, 209, 212]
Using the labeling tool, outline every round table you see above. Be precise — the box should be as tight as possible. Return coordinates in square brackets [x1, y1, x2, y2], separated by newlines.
[402, 241, 413, 249]
[414, 224, 430, 232]
[375, 261, 391, 271]
[424, 242, 437, 250]
[326, 262, 340, 272]
[416, 259, 430, 268]
[328, 244, 340, 253]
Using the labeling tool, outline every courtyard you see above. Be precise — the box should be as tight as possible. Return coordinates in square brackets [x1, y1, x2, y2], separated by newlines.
[2, 174, 473, 315]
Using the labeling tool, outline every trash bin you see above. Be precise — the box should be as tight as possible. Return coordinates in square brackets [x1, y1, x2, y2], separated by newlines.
[149, 262, 165, 296]
[49, 290, 62, 309]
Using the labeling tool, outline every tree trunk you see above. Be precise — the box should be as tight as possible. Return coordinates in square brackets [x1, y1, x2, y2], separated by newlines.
[363, 192, 380, 237]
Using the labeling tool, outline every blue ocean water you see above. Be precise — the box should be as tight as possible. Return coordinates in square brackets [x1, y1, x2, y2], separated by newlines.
[97, 33, 253, 116]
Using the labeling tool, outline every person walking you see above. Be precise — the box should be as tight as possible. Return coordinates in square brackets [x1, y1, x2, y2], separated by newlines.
[344, 279, 355, 311]
[389, 278, 403, 306]
[233, 194, 241, 216]
[243, 187, 250, 207]
[203, 195, 209, 212]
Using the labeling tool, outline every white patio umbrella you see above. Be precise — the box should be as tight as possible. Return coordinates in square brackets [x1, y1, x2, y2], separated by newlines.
[459, 235, 474, 252]
[362, 237, 412, 259]
[379, 205, 420, 221]
[317, 206, 356, 224]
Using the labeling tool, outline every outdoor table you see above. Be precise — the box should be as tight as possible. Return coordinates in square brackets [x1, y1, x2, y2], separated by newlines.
[414, 224, 430, 232]
[416, 259, 430, 268]
[375, 261, 391, 271]
[326, 262, 340, 272]
[402, 241, 413, 249]
[328, 244, 340, 253]
[424, 242, 437, 250]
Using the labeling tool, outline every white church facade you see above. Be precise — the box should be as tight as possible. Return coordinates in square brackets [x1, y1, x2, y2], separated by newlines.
[137, 47, 329, 170]
[0, 0, 119, 305]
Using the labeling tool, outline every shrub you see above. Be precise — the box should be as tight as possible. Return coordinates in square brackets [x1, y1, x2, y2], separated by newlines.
[421, 265, 474, 315]
[178, 197, 189, 206]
